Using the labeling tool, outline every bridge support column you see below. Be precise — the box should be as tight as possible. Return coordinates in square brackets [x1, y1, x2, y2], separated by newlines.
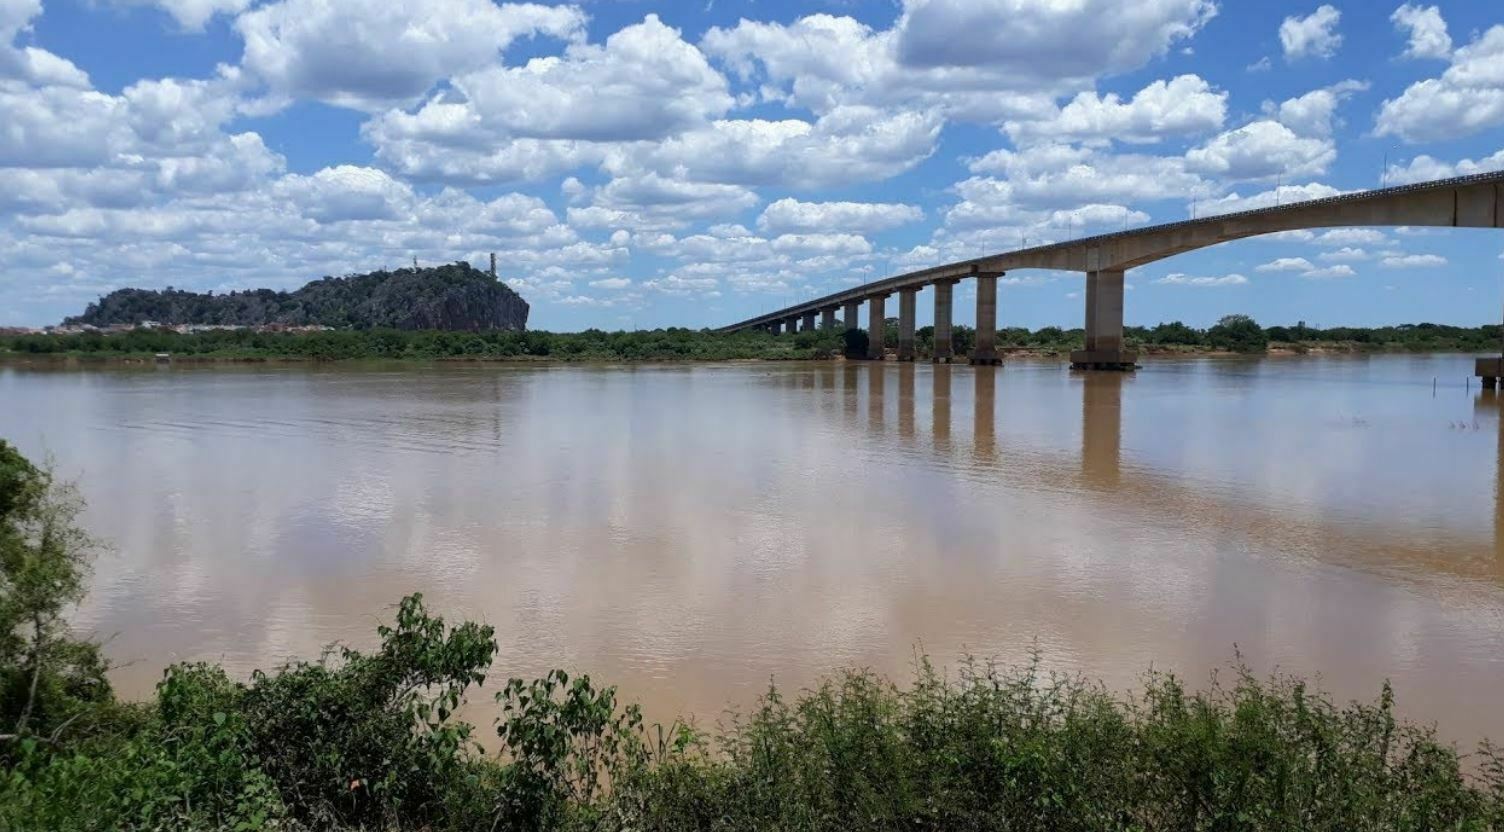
[970, 273, 1001, 365]
[932, 279, 958, 363]
[868, 294, 889, 360]
[843, 300, 861, 332]
[1070, 269, 1137, 371]
[897, 288, 918, 361]
[1479, 358, 1503, 390]
[769, 320, 783, 335]
[801, 311, 817, 332]
[821, 307, 836, 330]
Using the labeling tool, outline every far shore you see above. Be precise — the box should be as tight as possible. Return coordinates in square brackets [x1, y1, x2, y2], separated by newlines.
[1, 342, 1496, 367]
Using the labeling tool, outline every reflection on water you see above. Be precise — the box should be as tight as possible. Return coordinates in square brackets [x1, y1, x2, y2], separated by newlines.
[974, 368, 996, 463]
[1477, 392, 1504, 550]
[933, 366, 952, 452]
[1081, 372, 1123, 489]
[1, 357, 1502, 746]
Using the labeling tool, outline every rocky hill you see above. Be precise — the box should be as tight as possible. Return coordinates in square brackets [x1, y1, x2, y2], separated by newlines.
[65, 263, 529, 331]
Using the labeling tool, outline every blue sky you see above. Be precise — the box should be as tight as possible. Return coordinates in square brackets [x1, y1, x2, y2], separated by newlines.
[2, 0, 1503, 330]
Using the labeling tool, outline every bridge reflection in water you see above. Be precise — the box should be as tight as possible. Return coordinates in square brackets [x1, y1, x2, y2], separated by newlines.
[816, 360, 1503, 580]
[1477, 391, 1504, 554]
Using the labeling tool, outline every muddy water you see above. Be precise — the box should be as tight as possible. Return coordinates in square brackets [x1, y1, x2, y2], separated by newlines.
[1, 356, 1501, 743]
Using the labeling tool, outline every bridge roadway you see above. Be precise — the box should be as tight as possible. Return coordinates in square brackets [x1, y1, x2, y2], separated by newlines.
[718, 171, 1504, 370]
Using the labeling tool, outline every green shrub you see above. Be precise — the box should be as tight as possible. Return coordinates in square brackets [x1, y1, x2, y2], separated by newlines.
[1208, 314, 1270, 353]
[234, 593, 496, 828]
[842, 328, 870, 359]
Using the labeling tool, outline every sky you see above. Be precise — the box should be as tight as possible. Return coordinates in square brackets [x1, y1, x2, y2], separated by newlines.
[2, 0, 1504, 331]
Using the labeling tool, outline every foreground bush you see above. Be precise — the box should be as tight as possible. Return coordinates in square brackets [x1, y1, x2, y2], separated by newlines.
[6, 641, 1503, 831]
[615, 659, 1504, 832]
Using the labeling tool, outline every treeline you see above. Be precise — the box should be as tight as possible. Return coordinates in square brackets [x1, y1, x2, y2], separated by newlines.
[0, 327, 847, 361]
[63, 263, 530, 332]
[2, 440, 1503, 830]
[6, 317, 1504, 362]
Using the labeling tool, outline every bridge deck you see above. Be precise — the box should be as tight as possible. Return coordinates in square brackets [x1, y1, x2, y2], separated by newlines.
[719, 170, 1504, 333]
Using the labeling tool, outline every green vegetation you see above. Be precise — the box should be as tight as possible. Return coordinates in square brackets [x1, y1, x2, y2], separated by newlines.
[6, 317, 1503, 364]
[64, 263, 530, 332]
[4, 442, 1504, 830]
[0, 326, 848, 362]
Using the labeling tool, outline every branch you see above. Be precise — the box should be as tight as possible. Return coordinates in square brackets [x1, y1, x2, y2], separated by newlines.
[14, 613, 44, 737]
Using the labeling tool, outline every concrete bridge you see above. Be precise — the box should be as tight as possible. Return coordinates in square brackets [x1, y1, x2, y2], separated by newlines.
[719, 171, 1504, 370]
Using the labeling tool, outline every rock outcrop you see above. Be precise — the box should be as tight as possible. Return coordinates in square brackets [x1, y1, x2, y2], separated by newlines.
[65, 263, 530, 331]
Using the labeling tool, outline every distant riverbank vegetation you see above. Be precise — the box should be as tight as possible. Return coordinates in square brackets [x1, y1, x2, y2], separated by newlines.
[3, 317, 1503, 363]
[4, 442, 1504, 830]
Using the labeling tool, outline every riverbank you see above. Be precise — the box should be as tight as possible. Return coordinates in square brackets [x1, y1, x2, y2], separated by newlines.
[0, 344, 1494, 366]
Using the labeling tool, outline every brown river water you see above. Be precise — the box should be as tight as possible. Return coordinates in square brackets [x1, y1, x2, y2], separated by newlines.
[1, 356, 1501, 745]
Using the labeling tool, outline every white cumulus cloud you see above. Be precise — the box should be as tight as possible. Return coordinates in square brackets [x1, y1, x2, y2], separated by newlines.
[1257, 257, 1316, 273]
[1376, 25, 1504, 142]
[1281, 5, 1343, 60]
[1272, 80, 1368, 137]
[1302, 264, 1356, 279]
[1380, 253, 1447, 268]
[1185, 121, 1335, 180]
[1384, 149, 1504, 184]
[236, 0, 587, 108]
[1005, 74, 1226, 145]
[757, 198, 922, 235]
[1154, 273, 1249, 286]
[1391, 4, 1451, 60]
[894, 0, 1216, 81]
[107, 0, 252, 31]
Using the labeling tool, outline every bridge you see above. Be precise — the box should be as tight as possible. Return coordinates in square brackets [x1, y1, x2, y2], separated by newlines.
[718, 171, 1504, 370]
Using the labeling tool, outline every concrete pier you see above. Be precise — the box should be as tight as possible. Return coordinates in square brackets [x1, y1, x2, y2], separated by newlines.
[770, 320, 784, 335]
[897, 288, 918, 361]
[970, 274, 1001, 365]
[932, 279, 957, 363]
[843, 300, 861, 332]
[821, 307, 836, 330]
[801, 311, 817, 333]
[1479, 357, 1503, 389]
[1071, 269, 1138, 370]
[868, 294, 889, 360]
